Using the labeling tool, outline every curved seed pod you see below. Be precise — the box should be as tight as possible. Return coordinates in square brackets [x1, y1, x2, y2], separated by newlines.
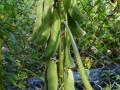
[32, 11, 52, 46]
[64, 0, 70, 11]
[31, 0, 44, 41]
[68, 0, 87, 25]
[33, 0, 44, 33]
[64, 28, 75, 68]
[40, 9, 61, 61]
[70, 6, 87, 24]
[46, 60, 58, 90]
[43, 0, 54, 17]
[64, 69, 75, 90]
[64, 0, 71, 11]
[31, 0, 54, 46]
[64, 0, 76, 11]
[67, 12, 86, 38]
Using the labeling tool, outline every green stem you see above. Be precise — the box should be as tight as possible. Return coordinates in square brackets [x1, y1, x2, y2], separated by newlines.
[0, 37, 5, 90]
[56, 0, 65, 21]
[65, 22, 93, 90]
[58, 36, 65, 90]
[58, 36, 64, 83]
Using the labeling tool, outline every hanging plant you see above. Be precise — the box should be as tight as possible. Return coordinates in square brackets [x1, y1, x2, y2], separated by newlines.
[30, 0, 92, 90]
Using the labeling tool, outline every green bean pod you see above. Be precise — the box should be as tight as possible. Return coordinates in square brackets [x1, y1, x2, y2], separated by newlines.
[31, 0, 54, 46]
[64, 28, 75, 68]
[46, 60, 58, 90]
[67, 12, 86, 38]
[64, 69, 75, 90]
[40, 9, 61, 61]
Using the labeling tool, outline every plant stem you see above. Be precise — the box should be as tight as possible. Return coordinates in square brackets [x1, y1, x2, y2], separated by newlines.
[65, 22, 93, 90]
[58, 36, 64, 83]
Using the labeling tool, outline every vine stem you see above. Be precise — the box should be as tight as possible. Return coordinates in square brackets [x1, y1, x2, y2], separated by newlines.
[58, 35, 64, 82]
[64, 22, 93, 90]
